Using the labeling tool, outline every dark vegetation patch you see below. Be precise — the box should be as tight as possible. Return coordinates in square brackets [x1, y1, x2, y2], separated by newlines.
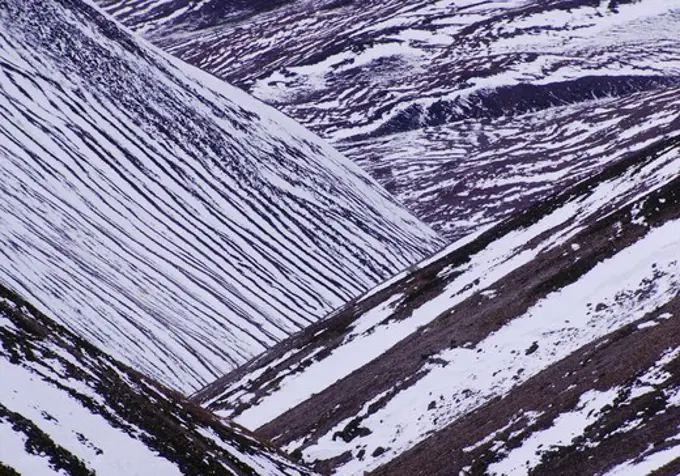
[372, 446, 388, 457]
[457, 0, 620, 41]
[650, 457, 680, 476]
[524, 341, 539, 355]
[0, 463, 20, 476]
[608, 0, 640, 13]
[186, 0, 295, 30]
[313, 450, 353, 476]
[370, 76, 680, 138]
[333, 418, 373, 443]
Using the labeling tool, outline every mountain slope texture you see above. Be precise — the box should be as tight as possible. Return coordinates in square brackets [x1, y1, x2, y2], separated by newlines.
[0, 284, 313, 475]
[196, 135, 680, 474]
[0, 0, 442, 393]
[96, 0, 680, 240]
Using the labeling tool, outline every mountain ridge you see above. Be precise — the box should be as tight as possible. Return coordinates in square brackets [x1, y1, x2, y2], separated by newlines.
[3, 0, 680, 473]
[0, 0, 442, 393]
[195, 133, 680, 474]
[94, 0, 680, 240]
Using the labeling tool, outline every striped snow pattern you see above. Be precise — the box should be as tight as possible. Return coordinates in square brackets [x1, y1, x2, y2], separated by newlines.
[96, 0, 196, 34]
[0, 0, 442, 393]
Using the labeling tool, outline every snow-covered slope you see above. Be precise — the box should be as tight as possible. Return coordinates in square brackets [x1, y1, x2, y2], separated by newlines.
[0, 0, 442, 393]
[345, 86, 680, 240]
[95, 0, 680, 239]
[0, 285, 312, 475]
[195, 134, 680, 474]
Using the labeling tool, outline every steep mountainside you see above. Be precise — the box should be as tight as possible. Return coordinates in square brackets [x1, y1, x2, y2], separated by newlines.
[95, 0, 680, 239]
[195, 135, 680, 474]
[0, 284, 313, 475]
[0, 0, 442, 393]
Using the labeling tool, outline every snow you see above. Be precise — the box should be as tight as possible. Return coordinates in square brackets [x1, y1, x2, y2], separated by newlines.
[234, 294, 405, 428]
[626, 347, 680, 402]
[196, 427, 307, 476]
[462, 410, 542, 455]
[297, 0, 680, 140]
[99, 0, 680, 247]
[637, 321, 659, 329]
[488, 388, 620, 475]
[0, 0, 441, 392]
[231, 175, 613, 429]
[606, 443, 680, 476]
[7, 0, 680, 473]
[215, 137, 680, 458]
[0, 359, 182, 476]
[0, 296, 313, 475]
[225, 134, 680, 473]
[306, 213, 680, 473]
[0, 421, 62, 476]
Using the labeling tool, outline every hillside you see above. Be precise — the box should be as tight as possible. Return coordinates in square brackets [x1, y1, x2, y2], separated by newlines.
[195, 135, 680, 474]
[0, 284, 312, 475]
[0, 0, 442, 393]
[4, 0, 680, 473]
[95, 0, 680, 239]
